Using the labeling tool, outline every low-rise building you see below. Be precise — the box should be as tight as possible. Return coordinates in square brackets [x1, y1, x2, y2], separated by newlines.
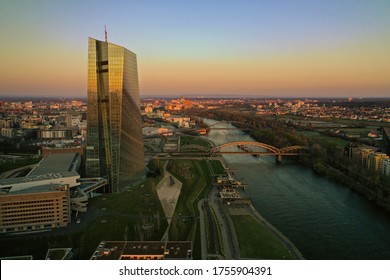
[0, 184, 71, 233]
[38, 129, 73, 140]
[91, 241, 192, 260]
[0, 153, 89, 234]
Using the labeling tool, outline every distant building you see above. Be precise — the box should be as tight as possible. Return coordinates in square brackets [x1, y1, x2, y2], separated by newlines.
[38, 129, 73, 140]
[86, 37, 145, 193]
[65, 112, 81, 127]
[144, 105, 153, 115]
[91, 241, 192, 260]
[382, 159, 390, 176]
[1, 128, 14, 138]
[0, 118, 13, 129]
[165, 116, 191, 128]
[345, 144, 390, 174]
[349, 147, 374, 168]
[344, 143, 358, 158]
[383, 128, 390, 156]
[368, 152, 389, 174]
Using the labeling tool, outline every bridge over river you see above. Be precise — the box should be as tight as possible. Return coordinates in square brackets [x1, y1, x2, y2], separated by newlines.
[147, 140, 310, 163]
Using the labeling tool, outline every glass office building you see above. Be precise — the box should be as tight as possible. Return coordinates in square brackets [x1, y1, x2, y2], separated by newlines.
[86, 37, 145, 193]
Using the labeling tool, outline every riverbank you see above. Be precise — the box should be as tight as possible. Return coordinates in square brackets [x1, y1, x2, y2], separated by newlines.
[214, 157, 303, 259]
[200, 134, 303, 259]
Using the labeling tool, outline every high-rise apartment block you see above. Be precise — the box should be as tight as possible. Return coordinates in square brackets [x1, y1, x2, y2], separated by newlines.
[86, 38, 145, 192]
[383, 128, 390, 156]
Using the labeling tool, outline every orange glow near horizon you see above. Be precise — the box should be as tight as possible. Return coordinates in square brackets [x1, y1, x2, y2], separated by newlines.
[1, 28, 389, 97]
[138, 39, 390, 96]
[1, 1, 390, 97]
[1, 41, 389, 97]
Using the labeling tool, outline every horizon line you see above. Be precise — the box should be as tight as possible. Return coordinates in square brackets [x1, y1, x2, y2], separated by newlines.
[1, 94, 390, 100]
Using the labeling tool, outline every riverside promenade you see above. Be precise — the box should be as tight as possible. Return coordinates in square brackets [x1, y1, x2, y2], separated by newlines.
[201, 136, 304, 260]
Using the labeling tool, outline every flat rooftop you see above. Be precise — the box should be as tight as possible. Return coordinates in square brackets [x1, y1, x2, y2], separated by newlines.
[0, 171, 79, 187]
[91, 241, 192, 260]
[27, 153, 80, 177]
[0, 183, 67, 196]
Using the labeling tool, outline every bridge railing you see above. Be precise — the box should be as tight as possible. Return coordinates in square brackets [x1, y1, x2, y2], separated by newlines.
[211, 141, 310, 156]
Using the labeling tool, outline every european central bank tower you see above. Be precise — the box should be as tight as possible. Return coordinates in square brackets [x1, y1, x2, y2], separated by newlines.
[86, 37, 145, 193]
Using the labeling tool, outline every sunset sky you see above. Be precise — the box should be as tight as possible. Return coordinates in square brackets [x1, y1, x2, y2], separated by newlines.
[0, 0, 389, 98]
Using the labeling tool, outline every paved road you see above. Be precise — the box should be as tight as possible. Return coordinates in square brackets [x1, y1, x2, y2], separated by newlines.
[197, 199, 208, 260]
[205, 158, 240, 259]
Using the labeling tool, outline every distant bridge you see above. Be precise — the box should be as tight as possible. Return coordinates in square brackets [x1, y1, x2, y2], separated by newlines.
[211, 141, 310, 163]
[147, 141, 310, 163]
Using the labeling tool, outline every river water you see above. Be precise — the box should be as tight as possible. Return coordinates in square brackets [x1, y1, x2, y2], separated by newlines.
[205, 119, 390, 259]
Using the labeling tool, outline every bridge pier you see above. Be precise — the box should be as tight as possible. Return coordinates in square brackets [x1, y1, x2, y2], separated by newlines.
[276, 154, 282, 164]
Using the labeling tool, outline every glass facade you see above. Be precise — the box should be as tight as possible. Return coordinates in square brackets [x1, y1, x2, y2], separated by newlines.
[86, 38, 145, 193]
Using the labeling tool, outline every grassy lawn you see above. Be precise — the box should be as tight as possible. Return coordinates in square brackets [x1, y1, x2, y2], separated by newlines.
[321, 118, 390, 128]
[297, 131, 349, 147]
[209, 159, 225, 174]
[167, 159, 207, 241]
[166, 158, 215, 259]
[0, 157, 41, 175]
[46, 249, 69, 260]
[193, 220, 202, 260]
[313, 136, 349, 147]
[180, 136, 212, 149]
[147, 159, 166, 185]
[341, 127, 379, 138]
[0, 232, 82, 260]
[77, 179, 167, 258]
[231, 215, 293, 260]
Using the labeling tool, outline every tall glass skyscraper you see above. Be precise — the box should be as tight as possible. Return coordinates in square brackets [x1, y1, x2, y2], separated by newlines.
[86, 37, 145, 193]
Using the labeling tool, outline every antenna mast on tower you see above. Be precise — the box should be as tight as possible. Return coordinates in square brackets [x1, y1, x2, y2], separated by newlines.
[105, 25, 108, 42]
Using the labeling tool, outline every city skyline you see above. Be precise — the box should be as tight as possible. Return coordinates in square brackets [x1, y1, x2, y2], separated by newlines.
[1, 0, 389, 98]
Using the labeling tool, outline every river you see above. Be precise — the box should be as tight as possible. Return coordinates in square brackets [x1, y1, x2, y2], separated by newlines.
[205, 119, 390, 259]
